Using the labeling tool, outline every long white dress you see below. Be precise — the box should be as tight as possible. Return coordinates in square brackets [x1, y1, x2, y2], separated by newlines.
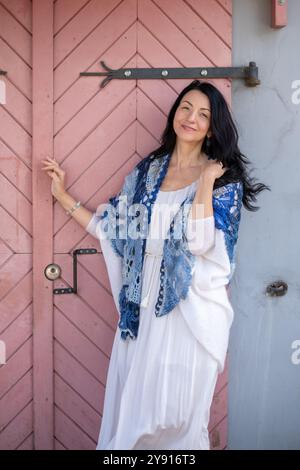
[86, 180, 235, 450]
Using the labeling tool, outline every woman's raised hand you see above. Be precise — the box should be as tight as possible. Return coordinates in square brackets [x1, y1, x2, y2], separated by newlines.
[202, 158, 228, 181]
[41, 156, 66, 200]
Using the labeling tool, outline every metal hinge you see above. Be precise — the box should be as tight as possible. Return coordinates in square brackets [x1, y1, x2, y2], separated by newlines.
[80, 60, 260, 88]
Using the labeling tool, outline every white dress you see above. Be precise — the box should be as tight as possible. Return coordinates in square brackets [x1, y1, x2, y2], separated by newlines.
[86, 180, 235, 450]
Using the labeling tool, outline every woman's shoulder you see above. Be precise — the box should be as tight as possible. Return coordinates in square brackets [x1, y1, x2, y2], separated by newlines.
[213, 180, 243, 197]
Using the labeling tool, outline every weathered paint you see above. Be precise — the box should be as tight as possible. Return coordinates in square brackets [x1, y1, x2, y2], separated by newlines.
[230, 0, 300, 450]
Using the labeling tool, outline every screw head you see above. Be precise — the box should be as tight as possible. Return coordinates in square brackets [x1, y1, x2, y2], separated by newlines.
[124, 70, 132, 77]
[161, 70, 169, 77]
[200, 69, 208, 76]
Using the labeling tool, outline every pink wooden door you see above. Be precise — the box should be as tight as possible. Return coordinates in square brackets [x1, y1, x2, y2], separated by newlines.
[0, 0, 232, 450]
[0, 0, 34, 449]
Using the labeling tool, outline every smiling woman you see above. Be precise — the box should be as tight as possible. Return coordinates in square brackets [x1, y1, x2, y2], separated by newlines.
[175, 95, 211, 135]
[42, 79, 270, 450]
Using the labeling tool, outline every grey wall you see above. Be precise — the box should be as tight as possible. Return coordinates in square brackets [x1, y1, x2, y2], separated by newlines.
[229, 0, 300, 450]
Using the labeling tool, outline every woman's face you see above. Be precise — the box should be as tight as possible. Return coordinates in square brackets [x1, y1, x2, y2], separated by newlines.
[173, 89, 212, 144]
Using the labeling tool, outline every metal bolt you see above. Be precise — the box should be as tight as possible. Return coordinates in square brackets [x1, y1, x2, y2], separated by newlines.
[124, 70, 132, 77]
[161, 70, 169, 77]
[200, 69, 208, 76]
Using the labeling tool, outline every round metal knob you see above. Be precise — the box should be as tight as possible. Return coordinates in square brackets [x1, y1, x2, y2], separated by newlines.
[266, 280, 288, 297]
[44, 263, 62, 281]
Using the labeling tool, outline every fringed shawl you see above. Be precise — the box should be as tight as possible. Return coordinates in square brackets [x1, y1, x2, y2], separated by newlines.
[99, 153, 243, 340]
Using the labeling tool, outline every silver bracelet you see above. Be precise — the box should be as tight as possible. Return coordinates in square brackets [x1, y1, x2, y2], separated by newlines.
[66, 201, 81, 216]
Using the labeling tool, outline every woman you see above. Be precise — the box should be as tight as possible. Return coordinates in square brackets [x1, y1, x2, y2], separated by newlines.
[42, 80, 270, 450]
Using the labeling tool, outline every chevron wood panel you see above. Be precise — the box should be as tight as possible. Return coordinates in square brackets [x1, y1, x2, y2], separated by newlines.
[54, 0, 90, 35]
[52, 0, 232, 450]
[17, 432, 34, 450]
[55, 406, 95, 450]
[0, 0, 33, 449]
[0, 0, 32, 32]
[0, 401, 33, 450]
[1, 0, 232, 450]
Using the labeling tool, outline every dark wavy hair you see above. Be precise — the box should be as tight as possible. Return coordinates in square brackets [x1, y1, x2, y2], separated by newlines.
[148, 80, 270, 211]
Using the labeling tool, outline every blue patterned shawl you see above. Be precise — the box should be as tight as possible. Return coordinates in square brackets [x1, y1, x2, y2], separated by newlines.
[98, 152, 243, 340]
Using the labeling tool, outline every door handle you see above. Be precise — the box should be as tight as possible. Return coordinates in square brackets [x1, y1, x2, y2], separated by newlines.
[44, 248, 98, 294]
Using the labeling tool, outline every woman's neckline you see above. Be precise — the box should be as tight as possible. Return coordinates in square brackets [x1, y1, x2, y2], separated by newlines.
[159, 179, 198, 193]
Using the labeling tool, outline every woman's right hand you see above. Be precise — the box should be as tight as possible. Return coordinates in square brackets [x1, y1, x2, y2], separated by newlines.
[41, 156, 66, 200]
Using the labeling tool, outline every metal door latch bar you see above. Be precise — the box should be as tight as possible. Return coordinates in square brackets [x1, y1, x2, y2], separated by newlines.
[80, 60, 260, 88]
[44, 248, 98, 295]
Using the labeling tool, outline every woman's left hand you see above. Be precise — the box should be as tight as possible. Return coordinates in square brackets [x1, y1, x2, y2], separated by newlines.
[202, 159, 228, 181]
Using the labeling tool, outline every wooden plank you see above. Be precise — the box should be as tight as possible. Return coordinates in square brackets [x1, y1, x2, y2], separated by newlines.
[54, 24, 136, 133]
[138, 0, 213, 67]
[0, 38, 31, 99]
[0, 305, 32, 359]
[186, 0, 232, 47]
[136, 121, 159, 159]
[208, 384, 227, 431]
[54, 0, 90, 35]
[54, 437, 66, 449]
[54, 269, 115, 356]
[0, 106, 31, 165]
[0, 3, 31, 65]
[137, 88, 167, 140]
[0, 272, 32, 333]
[0, 401, 33, 450]
[271, 0, 288, 28]
[17, 432, 34, 450]
[209, 415, 227, 450]
[0, 78, 32, 134]
[32, 0, 54, 450]
[54, 85, 136, 170]
[0, 141, 32, 202]
[55, 374, 101, 441]
[0, 254, 31, 300]
[0, 241, 12, 268]
[152, 0, 231, 64]
[54, 0, 137, 101]
[0, 0, 32, 32]
[0, 370, 32, 431]
[54, 308, 109, 385]
[216, 0, 232, 15]
[0, 339, 32, 399]
[0, 175, 32, 234]
[55, 407, 95, 450]
[54, 341, 105, 413]
[54, 0, 120, 67]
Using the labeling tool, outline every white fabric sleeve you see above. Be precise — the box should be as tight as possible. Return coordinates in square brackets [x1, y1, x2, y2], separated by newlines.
[85, 213, 99, 239]
[85, 210, 122, 316]
[185, 215, 215, 256]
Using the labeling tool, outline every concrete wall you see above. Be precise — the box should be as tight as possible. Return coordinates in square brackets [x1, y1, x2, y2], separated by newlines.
[229, 0, 300, 449]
